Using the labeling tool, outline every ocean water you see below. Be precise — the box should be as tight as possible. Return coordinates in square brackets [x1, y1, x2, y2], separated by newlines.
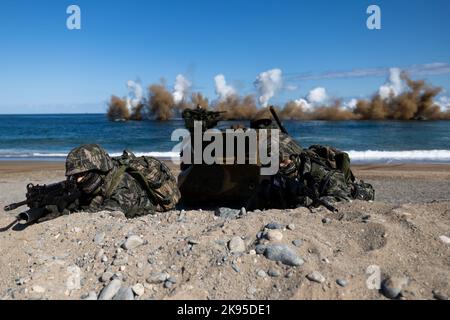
[0, 114, 449, 163]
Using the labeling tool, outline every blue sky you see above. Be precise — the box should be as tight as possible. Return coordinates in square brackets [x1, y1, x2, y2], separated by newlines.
[0, 0, 449, 113]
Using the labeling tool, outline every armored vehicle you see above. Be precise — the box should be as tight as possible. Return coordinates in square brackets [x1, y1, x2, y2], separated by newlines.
[177, 106, 302, 208]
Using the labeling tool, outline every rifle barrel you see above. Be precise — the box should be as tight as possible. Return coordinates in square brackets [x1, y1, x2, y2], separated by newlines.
[269, 106, 288, 134]
[4, 200, 28, 212]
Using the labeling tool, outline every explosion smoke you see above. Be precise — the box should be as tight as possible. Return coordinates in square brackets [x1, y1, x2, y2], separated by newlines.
[148, 84, 175, 121]
[214, 95, 258, 120]
[254, 68, 283, 107]
[308, 100, 357, 121]
[279, 101, 306, 120]
[173, 74, 191, 105]
[354, 73, 446, 120]
[307, 87, 328, 105]
[126, 80, 145, 120]
[107, 95, 130, 121]
[214, 74, 236, 101]
[191, 92, 209, 109]
[378, 68, 404, 99]
[107, 69, 450, 122]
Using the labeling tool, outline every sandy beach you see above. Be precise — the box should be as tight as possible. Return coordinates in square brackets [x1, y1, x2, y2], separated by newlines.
[0, 161, 449, 300]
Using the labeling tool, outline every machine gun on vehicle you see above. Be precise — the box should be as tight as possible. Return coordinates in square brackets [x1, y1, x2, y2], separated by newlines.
[182, 106, 226, 131]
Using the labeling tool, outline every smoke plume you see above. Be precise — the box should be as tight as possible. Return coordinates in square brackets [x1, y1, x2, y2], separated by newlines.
[148, 84, 175, 121]
[126, 80, 145, 120]
[214, 95, 258, 120]
[173, 74, 191, 105]
[308, 100, 357, 120]
[214, 74, 236, 101]
[378, 68, 404, 99]
[279, 100, 306, 120]
[191, 92, 209, 109]
[107, 95, 130, 121]
[354, 72, 446, 120]
[107, 68, 450, 122]
[254, 68, 283, 107]
[307, 87, 328, 105]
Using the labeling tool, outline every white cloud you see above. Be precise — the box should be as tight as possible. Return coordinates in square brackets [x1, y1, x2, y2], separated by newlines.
[287, 62, 450, 81]
[285, 84, 298, 91]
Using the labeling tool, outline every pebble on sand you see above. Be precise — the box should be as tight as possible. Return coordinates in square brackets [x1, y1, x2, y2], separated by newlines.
[247, 287, 257, 295]
[439, 235, 450, 244]
[82, 291, 98, 300]
[381, 276, 408, 299]
[306, 271, 326, 283]
[94, 232, 106, 245]
[100, 271, 113, 282]
[265, 230, 283, 242]
[228, 236, 246, 253]
[263, 244, 304, 266]
[132, 283, 145, 297]
[122, 235, 144, 250]
[98, 279, 122, 300]
[265, 222, 283, 230]
[32, 285, 46, 293]
[256, 269, 267, 278]
[268, 269, 281, 277]
[215, 207, 241, 219]
[292, 239, 303, 247]
[432, 290, 448, 300]
[95, 249, 104, 261]
[255, 244, 267, 255]
[113, 287, 134, 300]
[336, 279, 348, 287]
[146, 272, 170, 284]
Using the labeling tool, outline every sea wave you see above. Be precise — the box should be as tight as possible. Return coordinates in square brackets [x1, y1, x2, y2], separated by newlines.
[346, 150, 450, 162]
[1, 150, 450, 163]
[0, 151, 180, 160]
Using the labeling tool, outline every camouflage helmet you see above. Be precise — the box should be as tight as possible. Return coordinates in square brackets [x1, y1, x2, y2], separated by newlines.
[250, 112, 276, 129]
[65, 144, 114, 176]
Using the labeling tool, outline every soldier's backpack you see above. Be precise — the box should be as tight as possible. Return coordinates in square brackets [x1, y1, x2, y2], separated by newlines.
[110, 151, 181, 211]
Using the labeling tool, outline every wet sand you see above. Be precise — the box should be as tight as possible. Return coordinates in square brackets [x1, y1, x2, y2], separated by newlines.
[1, 160, 450, 178]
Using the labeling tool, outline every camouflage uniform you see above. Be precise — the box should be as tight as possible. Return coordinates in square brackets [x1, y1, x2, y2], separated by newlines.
[247, 115, 373, 210]
[65, 144, 178, 218]
[250, 144, 375, 211]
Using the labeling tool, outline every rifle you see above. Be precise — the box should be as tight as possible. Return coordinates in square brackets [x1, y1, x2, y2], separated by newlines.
[4, 180, 82, 223]
[269, 106, 288, 135]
